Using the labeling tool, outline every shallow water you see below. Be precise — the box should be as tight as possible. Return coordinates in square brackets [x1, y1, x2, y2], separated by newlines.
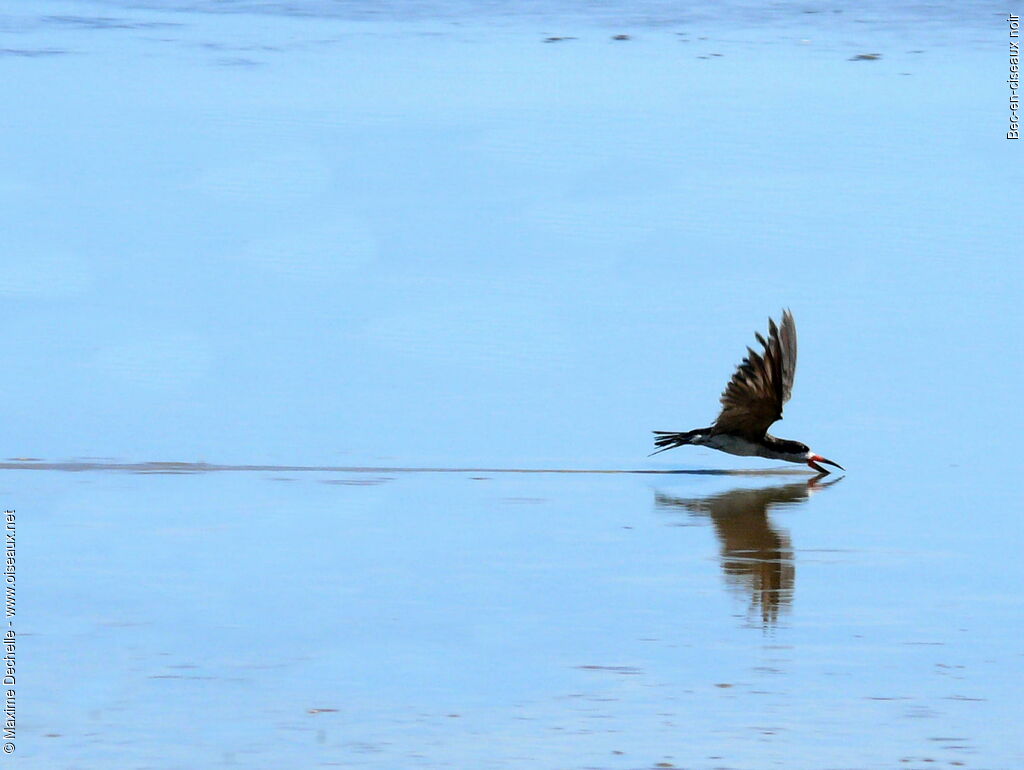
[2, 0, 1022, 767]
[11, 462, 1022, 768]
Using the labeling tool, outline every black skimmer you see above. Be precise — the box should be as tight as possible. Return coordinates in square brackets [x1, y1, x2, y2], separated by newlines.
[652, 310, 843, 475]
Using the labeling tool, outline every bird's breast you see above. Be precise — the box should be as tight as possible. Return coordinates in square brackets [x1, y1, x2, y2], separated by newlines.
[704, 434, 762, 457]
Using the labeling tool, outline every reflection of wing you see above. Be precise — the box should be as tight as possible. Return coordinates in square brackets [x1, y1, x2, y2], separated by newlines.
[712, 310, 797, 440]
[655, 478, 838, 626]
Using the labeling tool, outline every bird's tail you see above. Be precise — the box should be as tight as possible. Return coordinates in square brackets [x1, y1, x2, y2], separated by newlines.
[650, 429, 705, 456]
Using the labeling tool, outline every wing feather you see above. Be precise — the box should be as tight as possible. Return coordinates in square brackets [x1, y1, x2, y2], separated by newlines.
[712, 310, 798, 440]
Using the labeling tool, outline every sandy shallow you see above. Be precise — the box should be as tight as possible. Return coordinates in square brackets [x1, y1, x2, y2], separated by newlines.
[12, 463, 1022, 768]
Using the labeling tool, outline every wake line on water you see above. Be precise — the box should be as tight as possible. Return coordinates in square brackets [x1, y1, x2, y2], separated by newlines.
[0, 460, 814, 476]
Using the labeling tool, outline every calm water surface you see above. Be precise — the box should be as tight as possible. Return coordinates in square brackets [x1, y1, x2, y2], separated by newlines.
[2, 0, 1021, 767]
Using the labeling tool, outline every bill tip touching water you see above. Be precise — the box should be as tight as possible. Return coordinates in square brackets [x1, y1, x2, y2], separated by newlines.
[652, 309, 843, 475]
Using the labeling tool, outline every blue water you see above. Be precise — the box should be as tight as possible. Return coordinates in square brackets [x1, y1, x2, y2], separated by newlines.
[2, 0, 1022, 767]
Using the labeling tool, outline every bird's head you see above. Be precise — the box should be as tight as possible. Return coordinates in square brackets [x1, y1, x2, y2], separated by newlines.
[805, 450, 844, 475]
[772, 440, 844, 474]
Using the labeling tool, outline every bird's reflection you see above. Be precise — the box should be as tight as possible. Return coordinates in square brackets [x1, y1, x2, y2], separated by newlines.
[655, 476, 841, 627]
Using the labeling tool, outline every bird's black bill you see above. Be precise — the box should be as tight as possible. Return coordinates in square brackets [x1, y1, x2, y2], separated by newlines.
[811, 454, 843, 473]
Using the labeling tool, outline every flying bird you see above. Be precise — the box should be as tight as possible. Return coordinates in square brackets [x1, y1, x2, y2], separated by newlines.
[652, 310, 843, 474]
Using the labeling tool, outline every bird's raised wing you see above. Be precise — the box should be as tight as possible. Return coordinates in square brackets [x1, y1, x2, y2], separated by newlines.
[711, 309, 797, 440]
